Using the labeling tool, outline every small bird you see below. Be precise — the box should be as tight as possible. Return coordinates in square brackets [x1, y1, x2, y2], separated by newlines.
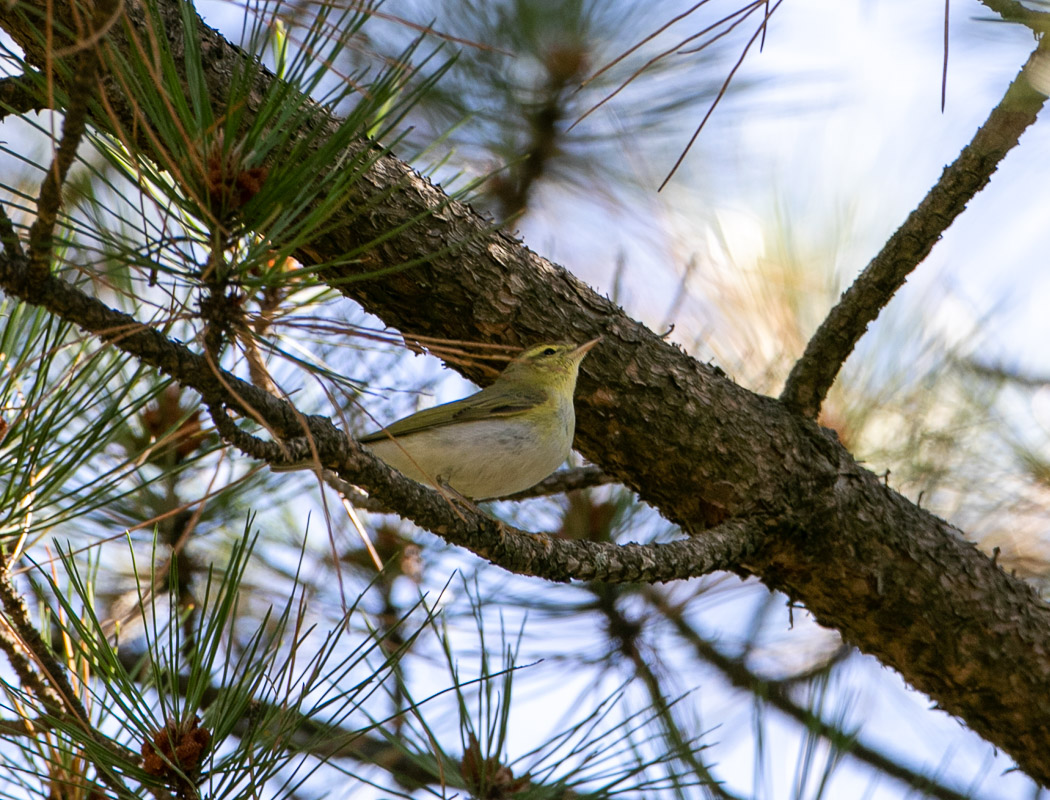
[358, 338, 599, 500]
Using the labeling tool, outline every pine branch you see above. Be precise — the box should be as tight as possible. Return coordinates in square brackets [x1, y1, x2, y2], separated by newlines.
[25, 0, 115, 272]
[0, 554, 136, 797]
[0, 248, 761, 585]
[102, 650, 449, 790]
[4, 0, 1050, 784]
[647, 589, 991, 800]
[779, 40, 1049, 419]
[592, 585, 743, 800]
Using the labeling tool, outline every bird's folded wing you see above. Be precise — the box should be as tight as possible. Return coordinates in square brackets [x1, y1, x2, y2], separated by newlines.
[359, 384, 547, 442]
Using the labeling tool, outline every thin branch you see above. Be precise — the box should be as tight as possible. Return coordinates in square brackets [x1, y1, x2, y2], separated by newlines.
[104, 651, 487, 791]
[648, 589, 989, 800]
[0, 554, 136, 797]
[0, 245, 760, 584]
[780, 40, 1050, 418]
[593, 586, 744, 800]
[25, 0, 113, 272]
[321, 465, 616, 513]
[942, 0, 950, 113]
[660, 0, 783, 190]
[964, 358, 1050, 388]
[0, 562, 74, 717]
[499, 465, 617, 499]
[0, 586, 64, 715]
[212, 399, 763, 583]
[0, 653, 448, 789]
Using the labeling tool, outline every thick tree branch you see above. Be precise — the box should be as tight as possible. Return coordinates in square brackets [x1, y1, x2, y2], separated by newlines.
[779, 40, 1049, 419]
[4, 0, 1050, 785]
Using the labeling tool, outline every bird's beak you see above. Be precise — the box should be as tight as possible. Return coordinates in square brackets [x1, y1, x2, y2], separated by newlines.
[572, 337, 601, 359]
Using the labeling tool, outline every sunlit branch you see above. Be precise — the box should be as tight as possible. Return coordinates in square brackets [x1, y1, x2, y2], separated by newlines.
[212, 400, 764, 583]
[780, 40, 1049, 419]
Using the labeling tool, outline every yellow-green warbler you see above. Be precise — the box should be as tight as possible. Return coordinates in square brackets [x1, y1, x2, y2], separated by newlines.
[357, 338, 599, 500]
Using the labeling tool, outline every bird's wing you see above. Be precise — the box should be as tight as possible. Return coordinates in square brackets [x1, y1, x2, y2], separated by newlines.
[359, 384, 547, 442]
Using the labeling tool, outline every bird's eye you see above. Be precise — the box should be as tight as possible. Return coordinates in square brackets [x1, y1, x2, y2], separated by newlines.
[542, 347, 557, 356]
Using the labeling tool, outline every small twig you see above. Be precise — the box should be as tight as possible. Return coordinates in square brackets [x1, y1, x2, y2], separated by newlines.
[26, 0, 114, 272]
[200, 234, 233, 365]
[941, 0, 950, 113]
[593, 586, 744, 800]
[501, 465, 617, 500]
[316, 473, 392, 513]
[964, 358, 1050, 388]
[780, 40, 1050, 418]
[660, 0, 784, 190]
[648, 589, 986, 800]
[0, 555, 136, 796]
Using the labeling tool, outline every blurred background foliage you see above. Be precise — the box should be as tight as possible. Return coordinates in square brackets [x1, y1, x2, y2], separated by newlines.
[1, 0, 1049, 798]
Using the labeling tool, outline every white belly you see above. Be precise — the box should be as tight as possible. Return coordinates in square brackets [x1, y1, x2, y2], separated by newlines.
[364, 411, 574, 500]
